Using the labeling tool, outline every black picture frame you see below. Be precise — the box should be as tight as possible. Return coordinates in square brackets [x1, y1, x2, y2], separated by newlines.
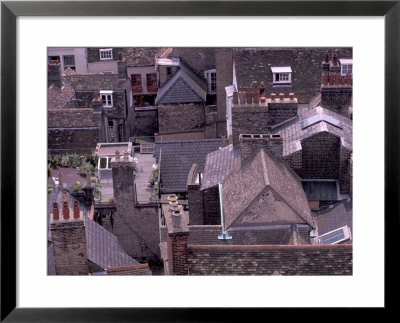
[1, 0, 398, 321]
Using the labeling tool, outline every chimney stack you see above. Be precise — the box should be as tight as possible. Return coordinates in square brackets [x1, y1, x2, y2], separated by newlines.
[239, 134, 283, 164]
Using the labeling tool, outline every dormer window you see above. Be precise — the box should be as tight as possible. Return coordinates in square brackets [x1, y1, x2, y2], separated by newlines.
[99, 48, 113, 60]
[339, 59, 353, 76]
[205, 69, 217, 94]
[271, 66, 292, 84]
[100, 90, 113, 108]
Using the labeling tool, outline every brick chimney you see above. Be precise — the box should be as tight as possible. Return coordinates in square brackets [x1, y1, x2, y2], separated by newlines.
[117, 52, 127, 80]
[48, 60, 62, 88]
[111, 152, 135, 208]
[50, 201, 88, 275]
[187, 164, 204, 225]
[239, 134, 283, 164]
[164, 203, 189, 275]
[92, 91, 103, 111]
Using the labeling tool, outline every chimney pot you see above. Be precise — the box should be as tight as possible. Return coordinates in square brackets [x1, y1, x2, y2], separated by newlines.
[329, 73, 335, 85]
[93, 91, 100, 100]
[346, 73, 352, 85]
[260, 97, 266, 103]
[123, 151, 129, 160]
[171, 210, 183, 228]
[325, 51, 329, 63]
[73, 201, 80, 219]
[221, 135, 226, 147]
[246, 87, 252, 104]
[270, 93, 276, 100]
[279, 93, 285, 100]
[118, 52, 123, 61]
[289, 93, 295, 100]
[58, 172, 63, 185]
[53, 203, 59, 221]
[115, 150, 120, 160]
[167, 194, 178, 202]
[340, 76, 346, 85]
[86, 171, 91, 185]
[62, 201, 70, 219]
[322, 73, 329, 85]
[253, 87, 260, 104]
[228, 135, 233, 145]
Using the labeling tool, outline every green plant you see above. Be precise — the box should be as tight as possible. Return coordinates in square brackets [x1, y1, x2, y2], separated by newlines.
[91, 177, 97, 183]
[153, 183, 159, 195]
[48, 183, 54, 193]
[70, 181, 83, 192]
[79, 162, 94, 177]
[70, 153, 82, 167]
[60, 155, 71, 167]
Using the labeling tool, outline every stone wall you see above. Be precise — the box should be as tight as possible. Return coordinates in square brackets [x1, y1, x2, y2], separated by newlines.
[321, 85, 352, 116]
[266, 98, 298, 126]
[203, 186, 220, 225]
[339, 146, 352, 194]
[158, 103, 205, 135]
[300, 132, 341, 179]
[187, 244, 352, 275]
[111, 158, 160, 261]
[134, 108, 158, 137]
[239, 134, 283, 164]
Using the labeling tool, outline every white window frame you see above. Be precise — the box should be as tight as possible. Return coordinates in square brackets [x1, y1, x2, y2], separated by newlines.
[205, 69, 217, 94]
[100, 90, 113, 108]
[273, 72, 291, 84]
[341, 64, 352, 76]
[99, 48, 113, 61]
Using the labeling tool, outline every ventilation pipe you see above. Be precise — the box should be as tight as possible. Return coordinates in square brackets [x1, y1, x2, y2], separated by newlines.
[218, 182, 232, 240]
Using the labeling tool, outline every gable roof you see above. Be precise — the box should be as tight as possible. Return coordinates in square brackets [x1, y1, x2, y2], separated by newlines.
[200, 145, 240, 191]
[154, 139, 221, 193]
[222, 149, 314, 230]
[155, 61, 207, 104]
[280, 106, 352, 157]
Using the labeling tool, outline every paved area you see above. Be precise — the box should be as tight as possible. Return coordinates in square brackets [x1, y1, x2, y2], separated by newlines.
[134, 153, 157, 203]
[49, 167, 84, 189]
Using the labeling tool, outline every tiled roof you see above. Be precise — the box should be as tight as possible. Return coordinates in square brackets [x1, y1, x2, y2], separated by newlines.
[155, 61, 207, 104]
[47, 79, 76, 109]
[120, 47, 160, 67]
[154, 139, 221, 193]
[279, 106, 352, 156]
[65, 74, 130, 91]
[200, 145, 240, 190]
[313, 199, 353, 243]
[48, 108, 101, 128]
[85, 218, 140, 270]
[222, 149, 314, 230]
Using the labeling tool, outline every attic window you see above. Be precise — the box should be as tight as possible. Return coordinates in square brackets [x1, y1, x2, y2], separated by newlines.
[340, 59, 353, 76]
[205, 69, 217, 94]
[271, 66, 292, 84]
[318, 226, 352, 244]
[100, 90, 113, 108]
[99, 48, 113, 60]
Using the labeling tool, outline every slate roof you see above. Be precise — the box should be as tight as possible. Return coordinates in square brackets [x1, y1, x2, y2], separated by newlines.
[222, 149, 314, 230]
[155, 61, 207, 104]
[65, 74, 130, 91]
[313, 199, 353, 243]
[154, 139, 221, 193]
[120, 47, 160, 67]
[200, 145, 240, 191]
[279, 106, 353, 156]
[48, 188, 139, 273]
[47, 78, 76, 109]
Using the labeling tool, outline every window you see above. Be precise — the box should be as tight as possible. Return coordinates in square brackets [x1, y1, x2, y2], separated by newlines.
[103, 71, 113, 75]
[271, 66, 292, 84]
[146, 73, 158, 92]
[99, 48, 113, 60]
[339, 59, 353, 76]
[100, 90, 113, 108]
[205, 69, 217, 94]
[131, 74, 142, 92]
[48, 56, 60, 63]
[63, 55, 75, 70]
[318, 226, 352, 244]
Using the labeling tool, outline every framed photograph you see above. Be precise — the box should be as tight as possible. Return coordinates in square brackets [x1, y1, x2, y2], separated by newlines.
[1, 0, 397, 321]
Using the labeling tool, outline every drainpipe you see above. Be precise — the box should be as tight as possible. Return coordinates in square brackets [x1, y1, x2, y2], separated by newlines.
[218, 182, 232, 240]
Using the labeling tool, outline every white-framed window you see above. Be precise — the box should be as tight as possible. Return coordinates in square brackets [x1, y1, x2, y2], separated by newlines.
[341, 64, 352, 76]
[100, 90, 113, 108]
[99, 48, 113, 60]
[63, 55, 75, 70]
[271, 66, 292, 84]
[205, 69, 217, 94]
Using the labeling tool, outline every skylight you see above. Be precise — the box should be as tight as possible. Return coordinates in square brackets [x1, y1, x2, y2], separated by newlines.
[300, 113, 343, 130]
[318, 226, 351, 244]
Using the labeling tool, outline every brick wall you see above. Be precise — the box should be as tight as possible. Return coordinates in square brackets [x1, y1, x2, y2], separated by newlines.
[50, 208, 89, 275]
[215, 48, 233, 137]
[339, 146, 352, 194]
[158, 103, 205, 134]
[134, 109, 158, 137]
[321, 85, 352, 116]
[204, 105, 218, 139]
[167, 233, 189, 275]
[284, 149, 302, 174]
[239, 134, 283, 164]
[203, 186, 220, 225]
[187, 244, 352, 275]
[111, 158, 160, 261]
[301, 132, 341, 179]
[187, 164, 204, 225]
[106, 264, 152, 275]
[266, 98, 298, 126]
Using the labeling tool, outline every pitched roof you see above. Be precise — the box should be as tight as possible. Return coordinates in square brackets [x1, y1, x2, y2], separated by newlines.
[48, 108, 101, 128]
[222, 149, 314, 230]
[154, 139, 221, 193]
[47, 79, 77, 109]
[120, 47, 160, 67]
[65, 73, 129, 91]
[200, 145, 240, 190]
[155, 61, 207, 104]
[279, 106, 352, 156]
